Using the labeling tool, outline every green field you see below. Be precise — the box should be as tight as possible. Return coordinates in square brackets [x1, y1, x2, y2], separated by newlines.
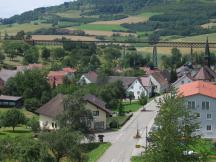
[172, 33, 216, 42]
[138, 12, 162, 18]
[0, 23, 52, 35]
[56, 10, 82, 18]
[75, 24, 127, 31]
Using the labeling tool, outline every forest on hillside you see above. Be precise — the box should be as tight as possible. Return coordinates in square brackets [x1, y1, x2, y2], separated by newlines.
[0, 0, 216, 37]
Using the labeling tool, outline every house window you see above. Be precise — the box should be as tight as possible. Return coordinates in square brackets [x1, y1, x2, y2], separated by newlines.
[52, 122, 55, 128]
[181, 80, 184, 84]
[202, 101, 210, 110]
[131, 86, 134, 89]
[188, 101, 195, 109]
[93, 111, 99, 116]
[206, 125, 212, 131]
[55, 123, 57, 128]
[137, 91, 140, 95]
[207, 114, 212, 120]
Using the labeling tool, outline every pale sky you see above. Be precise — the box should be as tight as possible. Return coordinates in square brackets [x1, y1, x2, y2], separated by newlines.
[0, 0, 72, 18]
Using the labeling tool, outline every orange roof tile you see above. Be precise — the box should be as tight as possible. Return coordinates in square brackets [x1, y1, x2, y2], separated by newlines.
[178, 81, 216, 99]
[48, 71, 66, 77]
[63, 67, 76, 73]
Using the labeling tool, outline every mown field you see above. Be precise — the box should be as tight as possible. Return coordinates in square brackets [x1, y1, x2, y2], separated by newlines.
[74, 24, 127, 31]
[172, 33, 216, 42]
[90, 12, 160, 25]
[31, 35, 97, 41]
[0, 23, 52, 35]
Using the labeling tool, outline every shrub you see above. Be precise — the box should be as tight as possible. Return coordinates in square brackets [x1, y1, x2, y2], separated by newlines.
[139, 92, 148, 106]
[24, 98, 40, 112]
[27, 117, 40, 133]
[109, 119, 119, 128]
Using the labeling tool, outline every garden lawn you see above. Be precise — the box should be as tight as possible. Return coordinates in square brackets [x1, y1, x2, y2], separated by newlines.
[124, 101, 142, 112]
[0, 126, 32, 139]
[75, 24, 127, 31]
[85, 142, 111, 162]
[113, 101, 142, 113]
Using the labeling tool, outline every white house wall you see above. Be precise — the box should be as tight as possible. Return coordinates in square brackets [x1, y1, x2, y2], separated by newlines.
[127, 79, 147, 99]
[185, 94, 216, 138]
[80, 75, 92, 84]
[39, 115, 59, 130]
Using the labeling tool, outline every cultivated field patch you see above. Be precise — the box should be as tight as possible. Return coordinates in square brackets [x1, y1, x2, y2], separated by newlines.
[31, 35, 97, 41]
[0, 23, 52, 35]
[75, 24, 127, 31]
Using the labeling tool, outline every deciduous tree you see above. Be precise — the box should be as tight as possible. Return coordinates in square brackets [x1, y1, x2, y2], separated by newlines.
[1, 109, 26, 132]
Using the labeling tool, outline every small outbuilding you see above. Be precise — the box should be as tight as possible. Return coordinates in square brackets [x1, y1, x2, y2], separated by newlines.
[0, 95, 23, 108]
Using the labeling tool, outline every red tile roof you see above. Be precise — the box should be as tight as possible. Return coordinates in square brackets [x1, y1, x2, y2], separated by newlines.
[63, 67, 76, 73]
[139, 76, 151, 87]
[48, 71, 66, 86]
[178, 81, 216, 99]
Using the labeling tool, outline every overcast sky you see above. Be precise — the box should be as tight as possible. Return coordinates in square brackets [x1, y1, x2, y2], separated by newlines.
[0, 0, 72, 18]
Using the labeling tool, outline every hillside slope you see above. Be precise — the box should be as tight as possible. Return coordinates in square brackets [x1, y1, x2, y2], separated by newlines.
[0, 0, 215, 41]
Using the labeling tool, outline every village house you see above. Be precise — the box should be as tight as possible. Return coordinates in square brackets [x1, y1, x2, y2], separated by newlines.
[0, 95, 23, 108]
[139, 76, 154, 97]
[193, 66, 216, 82]
[150, 72, 169, 94]
[36, 94, 112, 130]
[178, 81, 216, 138]
[48, 67, 76, 87]
[79, 71, 98, 84]
[172, 74, 195, 89]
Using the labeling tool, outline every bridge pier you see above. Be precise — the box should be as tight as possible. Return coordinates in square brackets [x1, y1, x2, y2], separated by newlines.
[152, 46, 158, 68]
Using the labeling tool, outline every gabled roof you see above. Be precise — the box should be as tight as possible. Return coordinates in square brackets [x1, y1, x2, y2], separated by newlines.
[139, 76, 152, 87]
[36, 94, 111, 118]
[178, 81, 216, 99]
[83, 71, 98, 83]
[194, 66, 216, 81]
[0, 69, 18, 82]
[173, 74, 194, 84]
[107, 76, 137, 89]
[83, 94, 112, 114]
[36, 94, 64, 118]
[150, 72, 168, 86]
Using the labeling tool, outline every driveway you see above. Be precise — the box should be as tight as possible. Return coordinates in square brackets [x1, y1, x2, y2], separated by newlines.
[97, 96, 161, 162]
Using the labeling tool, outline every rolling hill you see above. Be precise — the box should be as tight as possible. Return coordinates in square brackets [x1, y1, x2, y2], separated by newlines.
[0, 0, 216, 42]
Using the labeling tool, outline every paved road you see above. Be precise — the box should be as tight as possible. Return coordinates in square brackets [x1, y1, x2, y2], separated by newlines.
[97, 96, 161, 162]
